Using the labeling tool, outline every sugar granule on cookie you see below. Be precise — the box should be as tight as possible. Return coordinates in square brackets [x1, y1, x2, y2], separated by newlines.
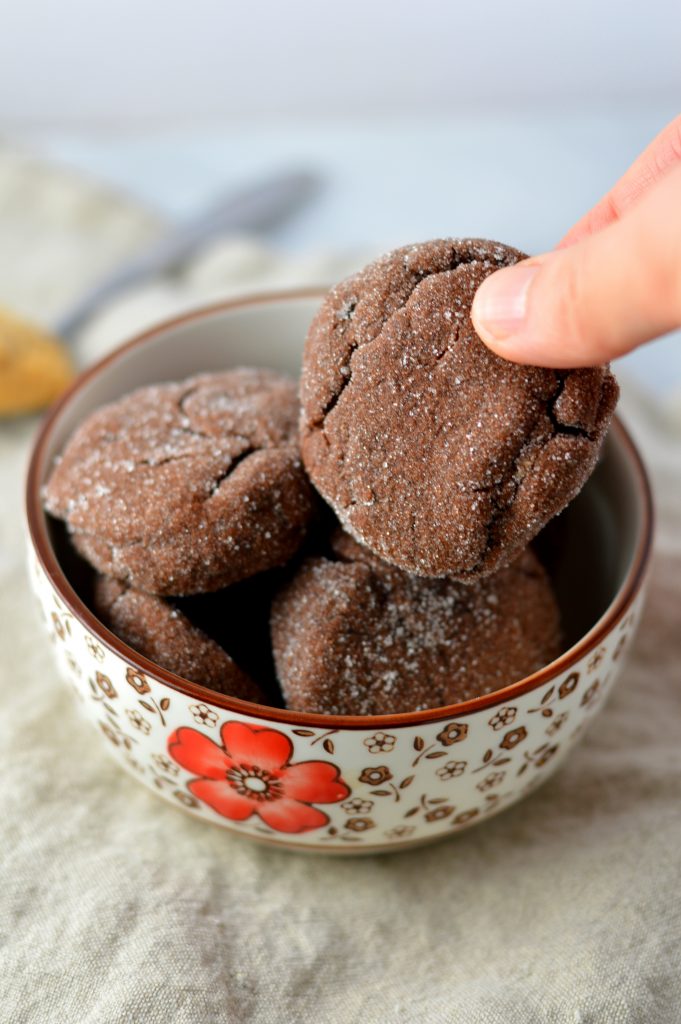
[300, 238, 618, 580]
[271, 530, 562, 716]
[44, 368, 317, 595]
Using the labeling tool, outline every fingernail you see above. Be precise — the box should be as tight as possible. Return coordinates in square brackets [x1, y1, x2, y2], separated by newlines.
[472, 263, 540, 341]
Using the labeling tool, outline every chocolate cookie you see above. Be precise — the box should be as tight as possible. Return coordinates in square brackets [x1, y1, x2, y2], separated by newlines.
[94, 575, 266, 703]
[271, 530, 562, 716]
[300, 239, 618, 579]
[44, 369, 316, 595]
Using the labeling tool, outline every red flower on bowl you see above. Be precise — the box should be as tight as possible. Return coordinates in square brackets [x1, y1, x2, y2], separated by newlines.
[168, 721, 350, 834]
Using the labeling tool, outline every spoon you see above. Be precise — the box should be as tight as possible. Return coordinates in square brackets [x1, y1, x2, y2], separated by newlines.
[0, 169, 320, 417]
[55, 169, 320, 339]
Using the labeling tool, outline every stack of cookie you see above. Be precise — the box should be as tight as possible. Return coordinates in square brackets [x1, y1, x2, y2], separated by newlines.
[44, 239, 619, 715]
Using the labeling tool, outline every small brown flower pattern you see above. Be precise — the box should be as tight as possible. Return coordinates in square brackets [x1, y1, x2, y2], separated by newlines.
[612, 635, 628, 661]
[489, 707, 517, 730]
[359, 766, 392, 785]
[152, 754, 179, 776]
[99, 722, 120, 746]
[95, 671, 117, 700]
[97, 714, 135, 751]
[452, 808, 479, 826]
[126, 709, 151, 735]
[588, 649, 606, 672]
[345, 817, 375, 832]
[341, 798, 374, 815]
[437, 722, 469, 746]
[425, 805, 454, 823]
[173, 789, 199, 808]
[529, 672, 583, 719]
[436, 760, 467, 780]
[477, 771, 505, 792]
[126, 666, 151, 694]
[518, 743, 561, 775]
[535, 744, 559, 767]
[51, 612, 66, 641]
[363, 731, 396, 754]
[385, 825, 415, 840]
[546, 712, 569, 735]
[500, 726, 527, 750]
[189, 703, 218, 727]
[85, 636, 105, 661]
[558, 673, 579, 699]
[580, 681, 601, 708]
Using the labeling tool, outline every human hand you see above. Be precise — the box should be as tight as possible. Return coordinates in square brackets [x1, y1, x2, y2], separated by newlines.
[471, 115, 681, 368]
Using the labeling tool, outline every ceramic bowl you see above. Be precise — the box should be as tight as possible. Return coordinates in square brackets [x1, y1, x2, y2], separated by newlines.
[25, 291, 653, 853]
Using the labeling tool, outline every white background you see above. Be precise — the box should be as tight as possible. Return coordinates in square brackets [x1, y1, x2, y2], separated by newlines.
[0, 0, 679, 126]
[1, 0, 679, 391]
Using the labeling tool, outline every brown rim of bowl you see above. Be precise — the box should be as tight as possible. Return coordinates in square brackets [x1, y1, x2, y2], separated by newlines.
[26, 289, 655, 729]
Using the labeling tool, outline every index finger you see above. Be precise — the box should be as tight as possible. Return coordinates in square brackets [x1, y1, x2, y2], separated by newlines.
[560, 113, 681, 247]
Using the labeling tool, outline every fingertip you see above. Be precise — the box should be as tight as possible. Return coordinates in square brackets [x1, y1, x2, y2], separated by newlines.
[472, 265, 594, 370]
[471, 262, 541, 349]
[470, 328, 567, 369]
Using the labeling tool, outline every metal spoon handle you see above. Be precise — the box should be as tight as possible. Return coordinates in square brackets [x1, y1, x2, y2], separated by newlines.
[54, 170, 319, 340]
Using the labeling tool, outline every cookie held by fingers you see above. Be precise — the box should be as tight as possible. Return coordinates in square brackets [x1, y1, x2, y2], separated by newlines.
[300, 238, 618, 580]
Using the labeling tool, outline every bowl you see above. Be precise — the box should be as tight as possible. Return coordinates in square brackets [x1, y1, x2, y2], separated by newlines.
[25, 291, 653, 853]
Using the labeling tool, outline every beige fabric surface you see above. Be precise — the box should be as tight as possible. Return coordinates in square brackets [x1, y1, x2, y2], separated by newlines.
[1, 153, 681, 1024]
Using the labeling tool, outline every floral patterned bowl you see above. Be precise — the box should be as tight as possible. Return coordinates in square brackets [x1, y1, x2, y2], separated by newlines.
[25, 291, 653, 853]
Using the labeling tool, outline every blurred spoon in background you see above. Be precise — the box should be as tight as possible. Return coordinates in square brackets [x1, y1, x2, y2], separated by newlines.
[0, 169, 320, 417]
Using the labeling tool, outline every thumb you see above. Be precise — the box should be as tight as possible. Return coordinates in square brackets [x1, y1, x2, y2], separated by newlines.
[471, 163, 681, 368]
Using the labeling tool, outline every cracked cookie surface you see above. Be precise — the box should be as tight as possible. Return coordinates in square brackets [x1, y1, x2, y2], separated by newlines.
[271, 531, 562, 715]
[94, 575, 266, 702]
[300, 238, 619, 579]
[44, 369, 316, 594]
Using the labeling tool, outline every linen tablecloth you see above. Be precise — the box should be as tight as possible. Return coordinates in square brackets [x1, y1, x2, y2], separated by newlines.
[1, 148, 681, 1023]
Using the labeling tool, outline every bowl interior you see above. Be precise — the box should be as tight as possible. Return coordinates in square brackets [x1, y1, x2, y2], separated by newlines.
[32, 293, 649, 699]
